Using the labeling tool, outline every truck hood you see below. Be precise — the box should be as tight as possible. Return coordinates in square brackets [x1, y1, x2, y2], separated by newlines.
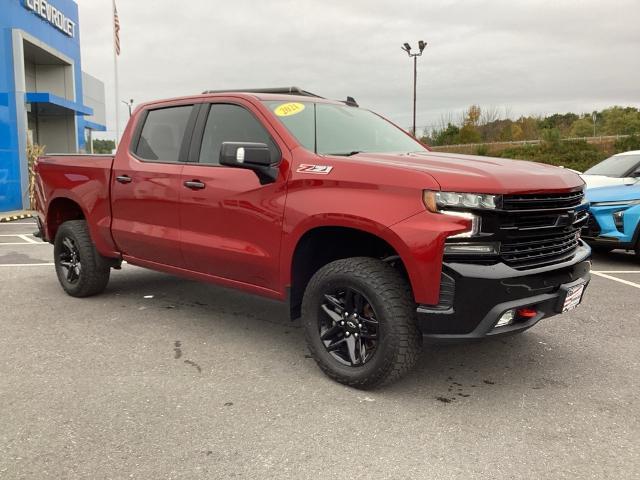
[342, 151, 584, 194]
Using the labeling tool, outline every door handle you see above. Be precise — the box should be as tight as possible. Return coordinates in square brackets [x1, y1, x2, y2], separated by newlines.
[116, 175, 132, 184]
[184, 180, 206, 190]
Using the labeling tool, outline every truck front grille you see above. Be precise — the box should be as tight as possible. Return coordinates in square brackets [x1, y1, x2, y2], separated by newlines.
[502, 191, 584, 211]
[501, 231, 581, 269]
[498, 191, 587, 269]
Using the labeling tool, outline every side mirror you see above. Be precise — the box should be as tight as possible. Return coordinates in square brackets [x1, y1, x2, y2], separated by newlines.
[219, 142, 280, 183]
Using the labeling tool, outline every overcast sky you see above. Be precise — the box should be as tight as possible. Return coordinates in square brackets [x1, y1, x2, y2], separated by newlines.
[77, 0, 640, 140]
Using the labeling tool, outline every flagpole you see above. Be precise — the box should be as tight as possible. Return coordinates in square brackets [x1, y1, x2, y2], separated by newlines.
[112, 0, 120, 145]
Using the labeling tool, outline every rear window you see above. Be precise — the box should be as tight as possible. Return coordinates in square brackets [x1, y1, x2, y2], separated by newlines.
[135, 105, 193, 162]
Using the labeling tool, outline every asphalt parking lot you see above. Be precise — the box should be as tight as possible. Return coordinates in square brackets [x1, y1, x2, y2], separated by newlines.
[1, 220, 639, 479]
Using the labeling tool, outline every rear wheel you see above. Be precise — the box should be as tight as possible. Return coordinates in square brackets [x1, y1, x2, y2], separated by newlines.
[54, 220, 111, 297]
[302, 257, 421, 389]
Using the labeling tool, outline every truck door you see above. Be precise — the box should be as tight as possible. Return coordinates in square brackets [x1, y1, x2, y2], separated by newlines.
[179, 101, 288, 292]
[111, 103, 197, 267]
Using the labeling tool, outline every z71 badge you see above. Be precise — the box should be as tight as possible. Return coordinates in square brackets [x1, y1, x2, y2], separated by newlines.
[296, 164, 333, 175]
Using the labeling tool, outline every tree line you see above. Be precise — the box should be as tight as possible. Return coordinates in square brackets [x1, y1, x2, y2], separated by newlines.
[422, 106, 640, 146]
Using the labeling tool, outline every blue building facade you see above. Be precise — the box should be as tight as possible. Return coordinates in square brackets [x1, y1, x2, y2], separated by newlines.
[0, 0, 106, 212]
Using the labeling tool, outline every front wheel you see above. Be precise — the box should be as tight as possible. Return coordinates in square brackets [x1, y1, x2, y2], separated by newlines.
[54, 220, 111, 297]
[302, 257, 421, 389]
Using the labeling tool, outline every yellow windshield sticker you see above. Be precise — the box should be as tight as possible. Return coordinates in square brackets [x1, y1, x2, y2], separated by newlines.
[274, 102, 305, 117]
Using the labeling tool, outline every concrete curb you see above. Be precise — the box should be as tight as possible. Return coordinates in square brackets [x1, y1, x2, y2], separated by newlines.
[0, 212, 34, 223]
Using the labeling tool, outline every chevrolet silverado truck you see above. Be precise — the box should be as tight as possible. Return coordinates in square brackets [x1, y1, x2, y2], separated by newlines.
[35, 87, 592, 388]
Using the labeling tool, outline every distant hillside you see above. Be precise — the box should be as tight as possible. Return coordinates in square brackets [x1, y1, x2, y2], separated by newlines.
[423, 106, 640, 171]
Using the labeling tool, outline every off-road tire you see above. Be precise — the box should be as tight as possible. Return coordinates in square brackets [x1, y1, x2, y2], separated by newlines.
[54, 220, 111, 297]
[302, 257, 422, 389]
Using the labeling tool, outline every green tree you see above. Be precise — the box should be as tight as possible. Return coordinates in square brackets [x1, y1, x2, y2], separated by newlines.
[601, 107, 640, 135]
[498, 121, 515, 141]
[614, 134, 640, 153]
[93, 139, 116, 154]
[458, 124, 481, 144]
[432, 123, 460, 146]
[540, 128, 561, 148]
[510, 124, 524, 141]
[538, 113, 579, 135]
[569, 118, 593, 138]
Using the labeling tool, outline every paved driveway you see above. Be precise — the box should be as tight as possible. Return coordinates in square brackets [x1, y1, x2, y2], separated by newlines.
[1, 220, 638, 479]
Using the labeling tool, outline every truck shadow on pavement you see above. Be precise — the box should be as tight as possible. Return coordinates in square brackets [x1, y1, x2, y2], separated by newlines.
[591, 250, 639, 266]
[104, 266, 588, 397]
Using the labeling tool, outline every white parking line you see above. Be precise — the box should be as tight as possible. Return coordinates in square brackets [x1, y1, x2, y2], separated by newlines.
[592, 270, 640, 274]
[0, 234, 47, 245]
[0, 243, 49, 246]
[0, 222, 36, 226]
[17, 234, 39, 244]
[591, 271, 640, 289]
[0, 263, 54, 267]
[0, 233, 46, 245]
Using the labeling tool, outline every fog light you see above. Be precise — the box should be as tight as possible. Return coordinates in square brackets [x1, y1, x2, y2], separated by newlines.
[613, 210, 624, 232]
[444, 242, 499, 255]
[515, 307, 538, 319]
[496, 309, 515, 328]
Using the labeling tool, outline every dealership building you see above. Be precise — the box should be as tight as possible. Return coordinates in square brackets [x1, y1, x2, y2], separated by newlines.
[0, 0, 106, 212]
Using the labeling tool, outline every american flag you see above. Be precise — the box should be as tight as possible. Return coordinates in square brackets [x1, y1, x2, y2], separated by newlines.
[113, 2, 121, 56]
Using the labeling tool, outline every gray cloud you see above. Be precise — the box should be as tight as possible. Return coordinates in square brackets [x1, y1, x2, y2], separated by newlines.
[78, 0, 640, 139]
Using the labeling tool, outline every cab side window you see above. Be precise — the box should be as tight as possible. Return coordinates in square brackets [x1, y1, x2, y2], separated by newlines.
[199, 104, 278, 165]
[135, 105, 193, 162]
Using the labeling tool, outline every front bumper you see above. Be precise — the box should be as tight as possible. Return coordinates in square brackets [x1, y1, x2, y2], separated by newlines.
[416, 242, 591, 341]
[582, 208, 640, 250]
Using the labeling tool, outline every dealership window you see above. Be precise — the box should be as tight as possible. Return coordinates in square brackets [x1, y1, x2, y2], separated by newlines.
[199, 104, 278, 165]
[135, 105, 193, 162]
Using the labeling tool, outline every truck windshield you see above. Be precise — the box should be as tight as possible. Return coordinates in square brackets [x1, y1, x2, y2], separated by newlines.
[263, 101, 427, 155]
[584, 154, 640, 177]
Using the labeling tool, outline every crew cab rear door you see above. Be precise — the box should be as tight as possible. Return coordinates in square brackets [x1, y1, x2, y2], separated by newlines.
[179, 100, 289, 293]
[110, 103, 198, 267]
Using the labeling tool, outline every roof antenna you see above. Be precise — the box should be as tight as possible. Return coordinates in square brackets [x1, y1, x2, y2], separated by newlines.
[345, 96, 359, 107]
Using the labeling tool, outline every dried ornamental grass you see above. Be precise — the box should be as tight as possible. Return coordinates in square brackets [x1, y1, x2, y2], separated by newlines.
[27, 143, 45, 210]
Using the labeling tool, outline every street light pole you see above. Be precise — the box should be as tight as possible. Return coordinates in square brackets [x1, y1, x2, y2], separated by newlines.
[402, 40, 427, 137]
[121, 99, 134, 117]
[413, 55, 417, 139]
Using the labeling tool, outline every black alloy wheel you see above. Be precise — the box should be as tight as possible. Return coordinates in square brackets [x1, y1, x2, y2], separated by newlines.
[58, 236, 82, 284]
[319, 288, 379, 367]
[53, 220, 111, 297]
[302, 257, 422, 389]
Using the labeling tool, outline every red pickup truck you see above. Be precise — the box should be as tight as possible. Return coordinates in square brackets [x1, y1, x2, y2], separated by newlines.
[35, 87, 591, 388]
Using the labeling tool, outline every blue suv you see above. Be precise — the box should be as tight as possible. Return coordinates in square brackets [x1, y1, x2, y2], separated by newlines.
[583, 183, 640, 255]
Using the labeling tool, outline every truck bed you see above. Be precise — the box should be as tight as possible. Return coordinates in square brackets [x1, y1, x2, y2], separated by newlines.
[35, 154, 118, 257]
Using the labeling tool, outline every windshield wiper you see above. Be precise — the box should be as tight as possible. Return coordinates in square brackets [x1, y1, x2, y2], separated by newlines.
[327, 151, 364, 156]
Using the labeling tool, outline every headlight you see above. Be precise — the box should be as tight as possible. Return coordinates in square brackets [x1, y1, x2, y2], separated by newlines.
[590, 199, 640, 207]
[423, 191, 500, 212]
[423, 190, 499, 238]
